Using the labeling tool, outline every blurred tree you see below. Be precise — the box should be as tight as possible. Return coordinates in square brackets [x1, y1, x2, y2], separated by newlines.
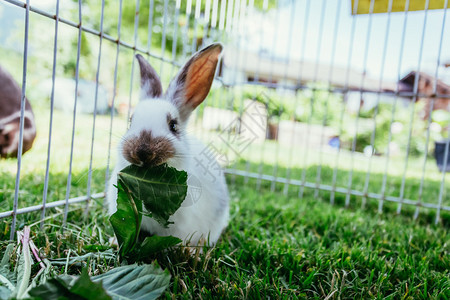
[73, 0, 277, 57]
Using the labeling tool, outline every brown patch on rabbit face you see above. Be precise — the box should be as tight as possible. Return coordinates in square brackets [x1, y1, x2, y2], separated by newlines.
[122, 130, 175, 167]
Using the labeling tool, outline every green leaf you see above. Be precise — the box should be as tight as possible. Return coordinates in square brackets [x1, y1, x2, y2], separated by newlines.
[0, 244, 14, 269]
[110, 164, 188, 259]
[14, 232, 32, 299]
[28, 277, 76, 300]
[0, 286, 12, 300]
[109, 180, 143, 256]
[139, 235, 182, 257]
[29, 268, 111, 300]
[29, 263, 170, 299]
[118, 164, 188, 228]
[91, 264, 170, 300]
[70, 269, 111, 300]
[0, 244, 16, 286]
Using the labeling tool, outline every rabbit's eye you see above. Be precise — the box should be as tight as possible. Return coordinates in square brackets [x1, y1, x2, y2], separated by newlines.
[169, 119, 178, 134]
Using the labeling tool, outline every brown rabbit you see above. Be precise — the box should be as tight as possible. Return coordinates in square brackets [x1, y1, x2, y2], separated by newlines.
[0, 66, 36, 158]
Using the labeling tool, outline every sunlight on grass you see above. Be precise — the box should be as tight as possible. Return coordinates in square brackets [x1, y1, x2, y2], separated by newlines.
[1, 106, 448, 219]
[0, 107, 128, 212]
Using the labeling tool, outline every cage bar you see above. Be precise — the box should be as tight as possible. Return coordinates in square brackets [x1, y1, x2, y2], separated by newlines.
[9, 0, 30, 241]
[40, 0, 61, 229]
[63, 0, 83, 227]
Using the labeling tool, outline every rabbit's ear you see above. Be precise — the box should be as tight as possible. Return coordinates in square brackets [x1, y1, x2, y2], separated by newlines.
[136, 54, 163, 99]
[167, 43, 222, 120]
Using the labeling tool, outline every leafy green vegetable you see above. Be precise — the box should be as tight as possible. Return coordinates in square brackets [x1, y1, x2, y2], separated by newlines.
[29, 269, 111, 300]
[109, 164, 187, 259]
[109, 180, 143, 256]
[28, 264, 170, 300]
[11, 229, 33, 300]
[118, 164, 188, 228]
[0, 244, 15, 300]
[0, 287, 11, 300]
[139, 235, 182, 258]
[71, 269, 112, 300]
[92, 264, 171, 300]
[0, 244, 15, 282]
[28, 277, 79, 300]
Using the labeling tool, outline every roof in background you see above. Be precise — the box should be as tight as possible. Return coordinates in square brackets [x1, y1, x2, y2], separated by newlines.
[399, 71, 450, 93]
[223, 47, 397, 92]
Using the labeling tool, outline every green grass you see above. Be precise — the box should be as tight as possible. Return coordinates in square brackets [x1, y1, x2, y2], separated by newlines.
[1, 182, 449, 299]
[162, 182, 450, 299]
[0, 108, 449, 299]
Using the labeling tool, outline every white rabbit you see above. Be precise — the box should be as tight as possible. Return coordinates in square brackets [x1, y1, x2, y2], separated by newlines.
[107, 43, 229, 246]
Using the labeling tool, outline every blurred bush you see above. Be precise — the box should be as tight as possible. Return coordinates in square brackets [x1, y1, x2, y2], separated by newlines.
[206, 84, 434, 158]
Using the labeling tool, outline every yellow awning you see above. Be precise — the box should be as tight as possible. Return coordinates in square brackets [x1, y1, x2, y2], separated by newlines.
[351, 0, 449, 14]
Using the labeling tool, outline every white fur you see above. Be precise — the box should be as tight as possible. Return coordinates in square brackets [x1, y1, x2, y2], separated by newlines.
[107, 99, 229, 246]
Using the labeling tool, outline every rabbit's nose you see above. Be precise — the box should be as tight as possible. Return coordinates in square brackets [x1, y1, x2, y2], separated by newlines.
[122, 130, 175, 167]
[136, 145, 154, 165]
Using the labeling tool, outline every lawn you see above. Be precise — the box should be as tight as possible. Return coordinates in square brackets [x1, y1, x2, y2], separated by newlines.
[0, 108, 449, 299]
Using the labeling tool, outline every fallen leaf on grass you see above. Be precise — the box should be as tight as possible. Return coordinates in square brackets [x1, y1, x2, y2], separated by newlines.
[28, 264, 170, 300]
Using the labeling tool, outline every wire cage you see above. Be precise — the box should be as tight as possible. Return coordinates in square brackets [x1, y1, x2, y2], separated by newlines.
[0, 0, 449, 240]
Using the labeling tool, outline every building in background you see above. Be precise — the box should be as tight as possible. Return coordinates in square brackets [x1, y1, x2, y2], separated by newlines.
[398, 71, 450, 120]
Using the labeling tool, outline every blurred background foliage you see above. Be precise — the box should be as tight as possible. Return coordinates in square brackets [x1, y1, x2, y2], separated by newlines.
[0, 0, 442, 159]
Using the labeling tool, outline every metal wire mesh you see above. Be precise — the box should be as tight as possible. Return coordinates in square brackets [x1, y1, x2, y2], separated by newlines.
[0, 0, 449, 240]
